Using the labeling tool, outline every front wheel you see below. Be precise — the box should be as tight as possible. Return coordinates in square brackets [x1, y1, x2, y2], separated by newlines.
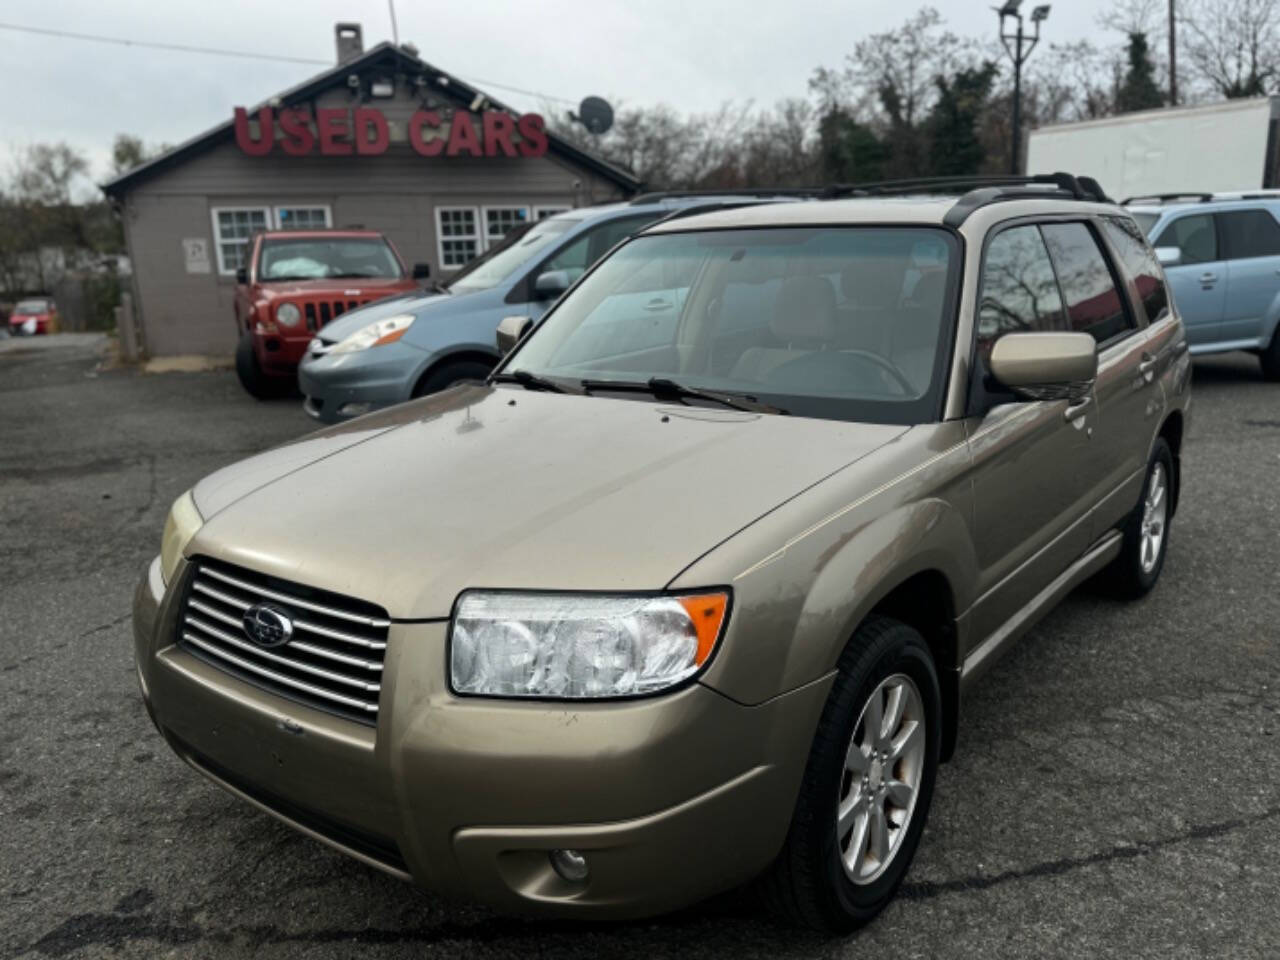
[1260, 327, 1280, 381]
[762, 616, 941, 932]
[235, 332, 288, 400]
[411, 358, 494, 398]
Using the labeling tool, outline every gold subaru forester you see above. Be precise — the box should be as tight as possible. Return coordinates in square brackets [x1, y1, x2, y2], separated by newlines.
[134, 175, 1190, 931]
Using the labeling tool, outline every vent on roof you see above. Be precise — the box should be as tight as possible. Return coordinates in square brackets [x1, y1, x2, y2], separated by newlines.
[335, 23, 363, 65]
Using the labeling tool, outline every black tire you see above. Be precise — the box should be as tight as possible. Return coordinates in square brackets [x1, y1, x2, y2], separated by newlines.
[411, 358, 494, 398]
[1104, 437, 1174, 599]
[235, 332, 288, 400]
[762, 616, 941, 932]
[1260, 327, 1280, 381]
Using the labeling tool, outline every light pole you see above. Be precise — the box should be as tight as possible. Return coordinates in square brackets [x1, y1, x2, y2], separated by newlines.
[996, 2, 1050, 174]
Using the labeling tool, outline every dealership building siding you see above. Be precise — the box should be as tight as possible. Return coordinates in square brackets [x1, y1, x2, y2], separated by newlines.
[104, 41, 639, 358]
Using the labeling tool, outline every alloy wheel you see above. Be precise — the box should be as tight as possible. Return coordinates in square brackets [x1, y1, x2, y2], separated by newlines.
[1140, 462, 1168, 574]
[836, 672, 926, 885]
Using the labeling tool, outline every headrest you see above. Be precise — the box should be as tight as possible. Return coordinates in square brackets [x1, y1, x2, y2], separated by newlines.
[771, 276, 836, 343]
[841, 257, 907, 308]
[907, 270, 947, 309]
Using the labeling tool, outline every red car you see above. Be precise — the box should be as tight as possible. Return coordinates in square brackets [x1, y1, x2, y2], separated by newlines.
[8, 298, 58, 335]
[233, 229, 429, 398]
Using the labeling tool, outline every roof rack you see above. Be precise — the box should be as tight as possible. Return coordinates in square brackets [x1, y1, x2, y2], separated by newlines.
[1121, 192, 1213, 205]
[820, 172, 1111, 225]
[629, 187, 823, 205]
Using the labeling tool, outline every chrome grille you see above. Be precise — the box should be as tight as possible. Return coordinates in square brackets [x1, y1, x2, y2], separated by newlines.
[178, 559, 389, 724]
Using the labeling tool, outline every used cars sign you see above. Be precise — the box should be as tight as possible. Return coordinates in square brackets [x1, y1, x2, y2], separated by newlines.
[233, 106, 549, 158]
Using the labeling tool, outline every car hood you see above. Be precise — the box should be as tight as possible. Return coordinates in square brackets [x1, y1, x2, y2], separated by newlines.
[256, 277, 415, 301]
[190, 385, 909, 618]
[315, 285, 496, 342]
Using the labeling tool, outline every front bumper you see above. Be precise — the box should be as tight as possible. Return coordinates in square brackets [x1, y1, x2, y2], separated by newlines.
[297, 341, 427, 424]
[133, 558, 829, 918]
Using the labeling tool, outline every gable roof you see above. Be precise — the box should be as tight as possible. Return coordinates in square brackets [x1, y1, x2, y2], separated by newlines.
[101, 41, 640, 198]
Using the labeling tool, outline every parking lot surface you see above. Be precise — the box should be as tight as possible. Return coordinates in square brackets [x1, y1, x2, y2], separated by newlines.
[2, 334, 1278, 959]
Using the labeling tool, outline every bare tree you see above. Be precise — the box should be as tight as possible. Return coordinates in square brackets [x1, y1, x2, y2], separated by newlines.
[1180, 0, 1280, 97]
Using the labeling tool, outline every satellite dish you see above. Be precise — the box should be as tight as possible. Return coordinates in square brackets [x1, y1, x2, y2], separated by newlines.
[575, 96, 614, 135]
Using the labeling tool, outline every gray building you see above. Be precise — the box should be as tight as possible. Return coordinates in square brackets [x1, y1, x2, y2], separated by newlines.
[103, 26, 640, 357]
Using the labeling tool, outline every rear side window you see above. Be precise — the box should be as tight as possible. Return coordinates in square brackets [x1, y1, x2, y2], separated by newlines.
[1040, 222, 1134, 344]
[976, 225, 1065, 356]
[1153, 214, 1217, 264]
[1102, 216, 1170, 325]
[1218, 209, 1280, 260]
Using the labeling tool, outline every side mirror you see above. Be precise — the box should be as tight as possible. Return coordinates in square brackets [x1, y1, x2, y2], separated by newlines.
[235, 266, 248, 284]
[496, 314, 534, 355]
[533, 270, 571, 300]
[412, 262, 431, 280]
[1154, 246, 1181, 267]
[988, 332, 1097, 402]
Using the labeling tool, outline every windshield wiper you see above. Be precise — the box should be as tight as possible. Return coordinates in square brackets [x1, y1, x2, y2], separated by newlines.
[490, 369, 578, 394]
[580, 377, 787, 415]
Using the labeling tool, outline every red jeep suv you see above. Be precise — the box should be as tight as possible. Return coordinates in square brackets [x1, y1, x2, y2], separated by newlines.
[234, 229, 428, 398]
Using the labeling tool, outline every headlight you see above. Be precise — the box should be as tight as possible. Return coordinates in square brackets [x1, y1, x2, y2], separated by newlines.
[330, 314, 415, 355]
[450, 590, 729, 698]
[160, 490, 203, 585]
[276, 302, 302, 327]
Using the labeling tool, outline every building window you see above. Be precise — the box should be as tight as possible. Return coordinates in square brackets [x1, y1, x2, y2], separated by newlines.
[483, 206, 530, 246]
[275, 205, 332, 230]
[534, 206, 571, 220]
[211, 207, 270, 274]
[436, 206, 481, 268]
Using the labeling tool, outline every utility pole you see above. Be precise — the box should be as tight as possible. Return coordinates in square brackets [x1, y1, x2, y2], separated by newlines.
[1168, 0, 1178, 105]
[996, 2, 1051, 175]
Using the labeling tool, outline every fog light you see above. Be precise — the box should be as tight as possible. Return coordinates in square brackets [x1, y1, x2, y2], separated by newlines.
[549, 848, 589, 882]
[338, 402, 375, 417]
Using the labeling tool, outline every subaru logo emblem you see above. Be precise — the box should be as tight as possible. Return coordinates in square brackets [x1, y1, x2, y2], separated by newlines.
[243, 603, 294, 648]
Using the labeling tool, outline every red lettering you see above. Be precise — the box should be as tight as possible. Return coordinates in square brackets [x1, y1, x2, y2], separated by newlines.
[354, 108, 389, 155]
[277, 109, 314, 156]
[409, 110, 444, 156]
[516, 113, 548, 158]
[233, 107, 274, 156]
[316, 108, 353, 155]
[482, 111, 517, 157]
[445, 112, 482, 157]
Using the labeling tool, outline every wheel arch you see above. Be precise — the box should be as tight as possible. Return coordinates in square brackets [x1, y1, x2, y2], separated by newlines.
[1157, 409, 1184, 516]
[410, 347, 501, 397]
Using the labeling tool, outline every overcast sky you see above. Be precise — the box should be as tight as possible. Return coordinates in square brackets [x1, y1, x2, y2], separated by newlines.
[3, 0, 1120, 190]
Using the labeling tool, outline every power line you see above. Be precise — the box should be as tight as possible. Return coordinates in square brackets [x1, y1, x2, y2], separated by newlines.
[0, 21, 577, 104]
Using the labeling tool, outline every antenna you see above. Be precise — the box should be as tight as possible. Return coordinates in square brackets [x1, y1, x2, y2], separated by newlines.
[388, 0, 400, 47]
[570, 96, 614, 136]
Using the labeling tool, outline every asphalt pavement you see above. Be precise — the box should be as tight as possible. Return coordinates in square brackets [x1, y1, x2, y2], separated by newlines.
[2, 334, 1278, 959]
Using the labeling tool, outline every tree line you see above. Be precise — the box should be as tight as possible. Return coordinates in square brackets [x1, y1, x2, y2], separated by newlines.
[550, 0, 1280, 189]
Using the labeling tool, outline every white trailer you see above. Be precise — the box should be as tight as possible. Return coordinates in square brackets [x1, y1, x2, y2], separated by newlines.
[1026, 97, 1280, 200]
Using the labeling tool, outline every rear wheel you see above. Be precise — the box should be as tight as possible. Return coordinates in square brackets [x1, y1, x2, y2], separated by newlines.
[235, 332, 289, 400]
[1260, 327, 1280, 381]
[1104, 437, 1174, 599]
[762, 616, 940, 932]
[411, 358, 494, 398]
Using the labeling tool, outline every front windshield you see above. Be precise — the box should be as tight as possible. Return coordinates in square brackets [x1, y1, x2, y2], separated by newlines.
[448, 218, 576, 293]
[507, 226, 959, 424]
[14, 300, 49, 315]
[1130, 212, 1159, 237]
[258, 238, 403, 281]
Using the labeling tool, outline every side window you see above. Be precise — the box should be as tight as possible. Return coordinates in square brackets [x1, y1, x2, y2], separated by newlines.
[1101, 216, 1170, 325]
[976, 225, 1065, 356]
[539, 214, 662, 284]
[1218, 209, 1280, 260]
[1153, 214, 1217, 265]
[1040, 222, 1134, 344]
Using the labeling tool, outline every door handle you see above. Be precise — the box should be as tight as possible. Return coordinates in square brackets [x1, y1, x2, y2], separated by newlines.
[1138, 353, 1158, 384]
[1199, 272, 1218, 285]
[1064, 395, 1092, 425]
[644, 299, 672, 312]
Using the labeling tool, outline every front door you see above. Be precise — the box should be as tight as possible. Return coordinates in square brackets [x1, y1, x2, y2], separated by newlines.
[965, 223, 1094, 644]
[1153, 212, 1226, 348]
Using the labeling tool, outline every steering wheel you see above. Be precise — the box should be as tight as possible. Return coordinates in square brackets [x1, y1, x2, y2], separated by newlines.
[766, 349, 917, 398]
[838, 349, 917, 396]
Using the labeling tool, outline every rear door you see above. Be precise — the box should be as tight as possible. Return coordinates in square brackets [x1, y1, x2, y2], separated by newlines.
[1217, 207, 1280, 345]
[1151, 212, 1226, 348]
